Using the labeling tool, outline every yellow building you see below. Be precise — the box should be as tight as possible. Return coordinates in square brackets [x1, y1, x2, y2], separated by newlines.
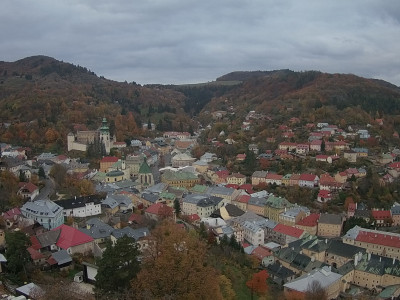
[264, 195, 293, 222]
[317, 213, 343, 237]
[161, 170, 200, 189]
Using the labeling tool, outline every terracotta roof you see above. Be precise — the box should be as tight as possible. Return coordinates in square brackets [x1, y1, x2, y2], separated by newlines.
[53, 224, 93, 249]
[251, 246, 272, 260]
[216, 170, 230, 179]
[2, 207, 21, 220]
[18, 182, 38, 193]
[145, 203, 173, 216]
[273, 223, 304, 238]
[188, 214, 200, 221]
[356, 230, 400, 248]
[299, 174, 317, 181]
[238, 195, 251, 203]
[229, 172, 246, 178]
[27, 246, 45, 260]
[266, 173, 283, 180]
[318, 190, 331, 198]
[389, 162, 400, 169]
[128, 214, 143, 224]
[296, 213, 320, 227]
[100, 156, 119, 163]
[371, 210, 391, 220]
[225, 184, 239, 189]
[30, 236, 42, 251]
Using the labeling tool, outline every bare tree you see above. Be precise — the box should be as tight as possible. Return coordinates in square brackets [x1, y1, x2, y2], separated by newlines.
[305, 280, 328, 300]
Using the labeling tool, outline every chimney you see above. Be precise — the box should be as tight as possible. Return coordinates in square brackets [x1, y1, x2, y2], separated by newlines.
[379, 257, 382, 262]
[75, 196, 76, 200]
[393, 258, 396, 265]
[325, 238, 328, 244]
[368, 252, 371, 261]
[354, 253, 358, 266]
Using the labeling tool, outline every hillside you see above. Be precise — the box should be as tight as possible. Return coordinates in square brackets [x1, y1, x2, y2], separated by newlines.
[1, 56, 400, 153]
[0, 56, 192, 152]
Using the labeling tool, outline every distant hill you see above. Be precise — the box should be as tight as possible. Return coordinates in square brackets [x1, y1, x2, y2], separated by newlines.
[1, 56, 400, 153]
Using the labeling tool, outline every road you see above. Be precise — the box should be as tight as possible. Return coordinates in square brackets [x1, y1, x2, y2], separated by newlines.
[35, 177, 55, 200]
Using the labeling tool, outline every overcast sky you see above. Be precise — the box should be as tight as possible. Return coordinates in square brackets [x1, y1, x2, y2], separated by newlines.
[1, 1, 400, 86]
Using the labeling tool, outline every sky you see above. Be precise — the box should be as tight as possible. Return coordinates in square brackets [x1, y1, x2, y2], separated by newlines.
[1, 1, 400, 86]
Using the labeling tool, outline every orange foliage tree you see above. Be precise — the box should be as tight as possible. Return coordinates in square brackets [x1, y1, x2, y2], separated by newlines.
[246, 270, 269, 297]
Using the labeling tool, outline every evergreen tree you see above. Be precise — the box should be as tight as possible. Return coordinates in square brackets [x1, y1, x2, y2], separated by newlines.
[5, 231, 31, 276]
[38, 166, 46, 179]
[173, 199, 181, 217]
[95, 236, 140, 296]
[147, 119, 152, 131]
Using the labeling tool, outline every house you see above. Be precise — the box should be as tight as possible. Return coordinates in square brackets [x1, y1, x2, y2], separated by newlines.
[391, 202, 400, 226]
[279, 206, 309, 226]
[278, 142, 297, 152]
[211, 204, 245, 221]
[248, 144, 259, 154]
[344, 150, 358, 163]
[247, 197, 268, 216]
[325, 240, 365, 269]
[99, 156, 119, 172]
[295, 213, 320, 236]
[21, 199, 64, 230]
[309, 139, 322, 152]
[251, 245, 274, 266]
[206, 185, 241, 205]
[16, 282, 44, 299]
[265, 173, 283, 186]
[52, 224, 94, 255]
[317, 213, 343, 237]
[267, 261, 296, 285]
[251, 170, 268, 186]
[226, 173, 246, 185]
[271, 223, 305, 246]
[171, 152, 196, 167]
[232, 194, 250, 212]
[182, 194, 224, 218]
[79, 218, 114, 244]
[283, 266, 342, 300]
[57, 195, 102, 218]
[371, 209, 392, 227]
[289, 174, 301, 186]
[145, 203, 173, 221]
[352, 147, 368, 157]
[298, 173, 319, 188]
[161, 170, 200, 188]
[265, 195, 293, 222]
[17, 182, 39, 200]
[317, 190, 332, 203]
[296, 144, 309, 155]
[46, 249, 73, 270]
[242, 221, 264, 246]
[236, 153, 246, 161]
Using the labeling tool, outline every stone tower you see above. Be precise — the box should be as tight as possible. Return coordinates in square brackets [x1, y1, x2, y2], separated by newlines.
[99, 117, 111, 155]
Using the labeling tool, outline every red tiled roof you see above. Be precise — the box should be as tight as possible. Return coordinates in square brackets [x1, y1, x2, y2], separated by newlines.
[299, 174, 317, 182]
[53, 224, 93, 249]
[238, 195, 251, 203]
[225, 184, 239, 189]
[273, 223, 304, 238]
[371, 210, 391, 220]
[18, 182, 38, 193]
[251, 246, 272, 260]
[145, 203, 173, 216]
[100, 156, 119, 163]
[30, 236, 42, 251]
[216, 170, 230, 179]
[56, 155, 68, 160]
[266, 173, 283, 180]
[47, 256, 58, 266]
[129, 214, 143, 223]
[318, 190, 331, 198]
[296, 213, 320, 227]
[2, 207, 21, 220]
[389, 162, 400, 169]
[356, 230, 400, 248]
[188, 214, 200, 221]
[27, 246, 45, 260]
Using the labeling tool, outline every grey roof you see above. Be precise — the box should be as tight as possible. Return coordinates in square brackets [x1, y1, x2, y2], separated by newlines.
[212, 204, 245, 219]
[284, 266, 342, 292]
[267, 261, 295, 280]
[112, 194, 132, 206]
[355, 253, 400, 276]
[141, 193, 159, 203]
[343, 225, 362, 240]
[391, 202, 400, 215]
[184, 194, 209, 204]
[327, 240, 365, 258]
[0, 253, 7, 262]
[101, 196, 119, 209]
[228, 211, 265, 226]
[318, 213, 342, 225]
[252, 170, 268, 178]
[206, 186, 236, 196]
[242, 221, 263, 233]
[197, 196, 223, 207]
[143, 182, 167, 194]
[21, 199, 63, 218]
[112, 226, 150, 240]
[80, 218, 114, 239]
[248, 197, 267, 207]
[16, 282, 43, 297]
[51, 249, 72, 265]
[36, 229, 61, 248]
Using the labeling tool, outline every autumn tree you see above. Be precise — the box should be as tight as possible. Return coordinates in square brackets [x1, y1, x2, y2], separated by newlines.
[132, 221, 223, 299]
[49, 164, 67, 188]
[95, 237, 140, 297]
[246, 270, 269, 299]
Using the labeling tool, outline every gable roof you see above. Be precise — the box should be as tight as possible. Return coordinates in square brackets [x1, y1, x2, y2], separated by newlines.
[145, 203, 173, 216]
[273, 223, 304, 238]
[318, 213, 342, 225]
[53, 224, 93, 249]
[100, 156, 119, 163]
[296, 213, 320, 227]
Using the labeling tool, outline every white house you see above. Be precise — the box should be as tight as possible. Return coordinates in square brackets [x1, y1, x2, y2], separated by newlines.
[242, 221, 265, 246]
[56, 195, 102, 218]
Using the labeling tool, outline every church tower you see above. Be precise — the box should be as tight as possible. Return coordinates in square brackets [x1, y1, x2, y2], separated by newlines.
[99, 117, 111, 155]
[138, 159, 154, 188]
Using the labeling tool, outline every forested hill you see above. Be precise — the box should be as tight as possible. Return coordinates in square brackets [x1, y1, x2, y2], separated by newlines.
[1, 56, 400, 153]
[201, 70, 400, 126]
[0, 56, 192, 152]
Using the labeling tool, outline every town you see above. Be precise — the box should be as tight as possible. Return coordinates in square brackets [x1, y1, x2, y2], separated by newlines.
[1, 111, 400, 300]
